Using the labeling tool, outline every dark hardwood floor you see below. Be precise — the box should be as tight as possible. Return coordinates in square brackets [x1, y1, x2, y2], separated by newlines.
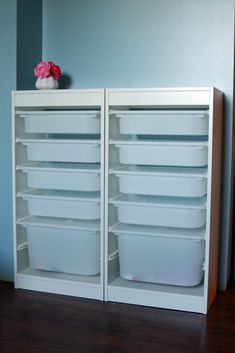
[0, 281, 234, 353]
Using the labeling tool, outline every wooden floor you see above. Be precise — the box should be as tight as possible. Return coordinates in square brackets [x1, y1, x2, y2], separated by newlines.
[0, 281, 234, 353]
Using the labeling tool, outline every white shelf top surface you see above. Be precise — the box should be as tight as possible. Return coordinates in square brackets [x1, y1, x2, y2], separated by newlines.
[109, 276, 204, 297]
[14, 88, 104, 94]
[18, 268, 100, 285]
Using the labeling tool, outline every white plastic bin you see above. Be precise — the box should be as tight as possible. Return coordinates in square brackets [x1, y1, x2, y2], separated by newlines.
[17, 163, 101, 191]
[18, 217, 100, 275]
[17, 138, 101, 163]
[111, 110, 209, 135]
[17, 110, 100, 134]
[18, 190, 100, 220]
[110, 166, 207, 197]
[111, 223, 205, 286]
[110, 140, 208, 167]
[110, 195, 207, 228]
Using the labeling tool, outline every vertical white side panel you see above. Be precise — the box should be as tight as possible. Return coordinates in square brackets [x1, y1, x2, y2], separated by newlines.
[104, 89, 109, 301]
[12, 92, 18, 288]
[100, 91, 105, 299]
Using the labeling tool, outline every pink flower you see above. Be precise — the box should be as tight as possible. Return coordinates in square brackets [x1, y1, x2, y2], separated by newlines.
[34, 61, 51, 79]
[34, 61, 61, 80]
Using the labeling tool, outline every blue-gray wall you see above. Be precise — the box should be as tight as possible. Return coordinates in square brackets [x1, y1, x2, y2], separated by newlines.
[0, 0, 17, 281]
[0, 0, 234, 287]
[43, 0, 234, 289]
[17, 0, 42, 89]
[0, 0, 42, 281]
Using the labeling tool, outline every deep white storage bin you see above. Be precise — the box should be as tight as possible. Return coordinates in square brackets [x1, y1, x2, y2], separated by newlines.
[17, 163, 101, 191]
[110, 166, 207, 197]
[17, 110, 100, 134]
[110, 195, 207, 228]
[110, 140, 208, 166]
[111, 110, 209, 135]
[111, 223, 205, 286]
[18, 190, 100, 220]
[17, 138, 101, 163]
[24, 222, 100, 275]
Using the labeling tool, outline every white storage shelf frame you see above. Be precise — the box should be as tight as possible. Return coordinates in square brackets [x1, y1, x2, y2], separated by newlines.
[105, 88, 223, 314]
[12, 89, 105, 300]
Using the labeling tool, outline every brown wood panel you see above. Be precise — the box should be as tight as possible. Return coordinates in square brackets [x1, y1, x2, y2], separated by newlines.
[0, 281, 235, 353]
[207, 87, 223, 310]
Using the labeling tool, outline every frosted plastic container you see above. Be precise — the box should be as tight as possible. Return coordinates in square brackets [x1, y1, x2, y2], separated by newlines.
[18, 190, 100, 220]
[110, 166, 207, 197]
[110, 140, 208, 167]
[110, 195, 207, 228]
[17, 110, 100, 134]
[21, 219, 100, 275]
[17, 138, 101, 163]
[111, 110, 209, 135]
[17, 163, 101, 191]
[111, 223, 205, 286]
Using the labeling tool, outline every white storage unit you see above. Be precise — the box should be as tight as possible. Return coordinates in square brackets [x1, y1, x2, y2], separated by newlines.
[110, 166, 207, 197]
[12, 89, 105, 300]
[105, 88, 223, 314]
[12, 87, 223, 314]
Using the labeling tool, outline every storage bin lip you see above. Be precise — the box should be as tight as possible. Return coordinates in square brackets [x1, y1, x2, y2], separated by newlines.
[109, 194, 207, 209]
[16, 138, 101, 145]
[109, 166, 207, 178]
[110, 109, 209, 117]
[17, 189, 101, 202]
[17, 162, 101, 174]
[16, 110, 100, 117]
[110, 139, 208, 147]
[17, 216, 100, 232]
[110, 223, 206, 240]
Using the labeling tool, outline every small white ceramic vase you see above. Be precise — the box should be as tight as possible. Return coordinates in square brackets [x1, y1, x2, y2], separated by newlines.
[35, 76, 59, 90]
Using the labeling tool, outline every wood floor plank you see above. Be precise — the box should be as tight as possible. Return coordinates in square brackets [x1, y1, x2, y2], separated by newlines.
[0, 281, 234, 353]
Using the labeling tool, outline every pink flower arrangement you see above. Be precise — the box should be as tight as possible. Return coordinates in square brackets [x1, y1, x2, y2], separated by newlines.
[34, 61, 61, 80]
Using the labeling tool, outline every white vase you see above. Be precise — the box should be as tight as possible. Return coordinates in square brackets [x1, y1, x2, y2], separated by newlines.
[35, 76, 59, 90]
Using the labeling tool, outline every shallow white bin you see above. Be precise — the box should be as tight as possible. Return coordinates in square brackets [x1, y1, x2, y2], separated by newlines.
[17, 163, 101, 191]
[110, 195, 207, 228]
[110, 166, 207, 197]
[111, 223, 205, 286]
[18, 190, 100, 220]
[110, 140, 208, 167]
[20, 219, 100, 275]
[17, 110, 100, 134]
[111, 110, 209, 135]
[17, 138, 101, 163]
